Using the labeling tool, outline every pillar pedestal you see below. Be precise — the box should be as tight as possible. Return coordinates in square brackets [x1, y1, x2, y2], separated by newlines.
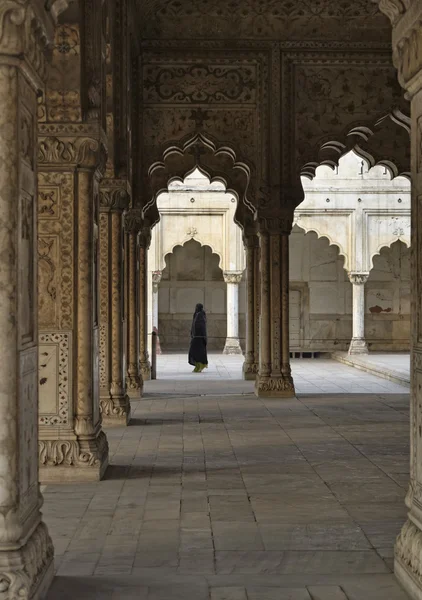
[255, 216, 295, 398]
[243, 233, 260, 379]
[223, 271, 243, 355]
[348, 272, 369, 355]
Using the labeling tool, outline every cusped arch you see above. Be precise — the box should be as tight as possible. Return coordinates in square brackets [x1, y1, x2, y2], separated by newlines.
[370, 238, 411, 271]
[161, 239, 223, 274]
[293, 223, 349, 271]
[300, 109, 411, 181]
[144, 133, 255, 227]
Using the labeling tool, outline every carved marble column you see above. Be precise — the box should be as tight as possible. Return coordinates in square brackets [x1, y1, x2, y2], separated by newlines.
[255, 216, 295, 397]
[223, 271, 243, 354]
[38, 127, 109, 481]
[0, 2, 55, 596]
[348, 272, 369, 355]
[152, 270, 162, 330]
[99, 181, 131, 425]
[139, 228, 152, 380]
[125, 210, 142, 398]
[243, 233, 260, 379]
[383, 4, 422, 598]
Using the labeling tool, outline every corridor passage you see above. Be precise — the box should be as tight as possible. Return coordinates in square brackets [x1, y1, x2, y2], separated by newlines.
[45, 362, 410, 599]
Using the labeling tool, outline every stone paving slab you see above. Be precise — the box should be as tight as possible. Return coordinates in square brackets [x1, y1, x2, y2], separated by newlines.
[331, 352, 410, 388]
[45, 391, 410, 599]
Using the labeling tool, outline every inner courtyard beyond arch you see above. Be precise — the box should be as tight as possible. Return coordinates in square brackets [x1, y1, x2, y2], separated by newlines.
[1, 1, 422, 599]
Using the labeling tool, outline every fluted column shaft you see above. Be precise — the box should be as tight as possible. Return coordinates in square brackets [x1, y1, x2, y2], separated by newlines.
[99, 182, 131, 424]
[348, 272, 369, 355]
[255, 217, 295, 397]
[243, 233, 260, 379]
[139, 228, 152, 380]
[125, 211, 142, 397]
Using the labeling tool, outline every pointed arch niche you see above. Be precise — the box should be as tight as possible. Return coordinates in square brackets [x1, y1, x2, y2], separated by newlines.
[147, 169, 246, 354]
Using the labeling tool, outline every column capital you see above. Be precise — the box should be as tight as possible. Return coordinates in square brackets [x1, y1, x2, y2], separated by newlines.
[38, 123, 108, 171]
[152, 270, 162, 292]
[138, 226, 152, 249]
[223, 271, 243, 284]
[257, 212, 294, 235]
[0, 0, 55, 86]
[378, 0, 422, 96]
[348, 272, 369, 285]
[243, 231, 259, 249]
[100, 179, 130, 212]
[124, 209, 142, 234]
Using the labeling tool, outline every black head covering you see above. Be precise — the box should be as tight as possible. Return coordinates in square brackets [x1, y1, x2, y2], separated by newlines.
[195, 303, 204, 313]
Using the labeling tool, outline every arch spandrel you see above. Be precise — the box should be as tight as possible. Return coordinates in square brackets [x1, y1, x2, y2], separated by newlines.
[143, 134, 254, 228]
[301, 109, 410, 181]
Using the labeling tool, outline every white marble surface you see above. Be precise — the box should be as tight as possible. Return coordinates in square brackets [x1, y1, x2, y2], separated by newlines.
[146, 354, 409, 395]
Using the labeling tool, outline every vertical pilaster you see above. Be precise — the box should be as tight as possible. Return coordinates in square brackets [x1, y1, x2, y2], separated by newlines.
[255, 216, 295, 397]
[139, 228, 152, 380]
[99, 181, 130, 425]
[348, 272, 369, 355]
[125, 210, 142, 397]
[0, 2, 55, 596]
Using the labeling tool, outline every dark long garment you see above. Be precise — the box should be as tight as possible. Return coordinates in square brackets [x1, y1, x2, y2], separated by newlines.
[188, 310, 208, 366]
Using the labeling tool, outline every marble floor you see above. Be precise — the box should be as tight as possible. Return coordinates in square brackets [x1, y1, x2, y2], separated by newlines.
[332, 352, 410, 388]
[151, 353, 409, 395]
[44, 364, 411, 599]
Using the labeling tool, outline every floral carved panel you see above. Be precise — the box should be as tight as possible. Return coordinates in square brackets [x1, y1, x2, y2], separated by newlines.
[139, 0, 389, 42]
[143, 64, 257, 104]
[38, 172, 74, 330]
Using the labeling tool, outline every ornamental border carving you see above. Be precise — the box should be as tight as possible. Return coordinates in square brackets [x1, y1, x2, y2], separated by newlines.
[38, 331, 71, 426]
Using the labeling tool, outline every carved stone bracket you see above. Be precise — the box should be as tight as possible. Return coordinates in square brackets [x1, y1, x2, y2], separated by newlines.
[100, 179, 130, 212]
[256, 375, 295, 397]
[125, 209, 143, 233]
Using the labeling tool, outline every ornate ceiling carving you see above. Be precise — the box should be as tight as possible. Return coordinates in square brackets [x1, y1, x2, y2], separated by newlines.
[138, 0, 390, 41]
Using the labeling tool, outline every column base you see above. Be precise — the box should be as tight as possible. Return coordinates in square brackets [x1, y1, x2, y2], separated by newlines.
[39, 429, 109, 483]
[126, 374, 143, 399]
[255, 375, 296, 398]
[395, 518, 422, 600]
[348, 337, 368, 355]
[223, 338, 243, 355]
[140, 361, 151, 381]
[100, 394, 131, 426]
[243, 361, 259, 380]
[0, 521, 54, 600]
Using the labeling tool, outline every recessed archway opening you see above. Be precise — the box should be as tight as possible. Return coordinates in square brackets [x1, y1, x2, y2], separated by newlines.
[147, 168, 246, 378]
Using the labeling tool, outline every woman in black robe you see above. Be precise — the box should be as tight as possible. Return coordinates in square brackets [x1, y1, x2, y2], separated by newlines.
[188, 303, 208, 372]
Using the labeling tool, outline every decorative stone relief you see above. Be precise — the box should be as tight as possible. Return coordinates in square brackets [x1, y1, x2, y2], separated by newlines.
[39, 332, 71, 426]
